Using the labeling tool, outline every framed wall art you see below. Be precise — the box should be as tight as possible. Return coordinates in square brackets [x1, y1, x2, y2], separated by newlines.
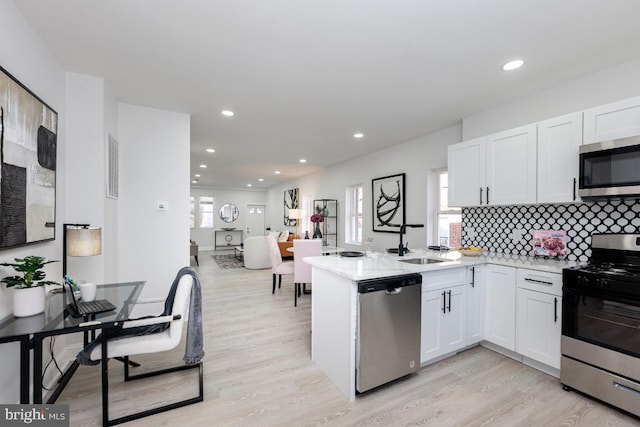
[0, 65, 57, 249]
[372, 173, 405, 233]
[284, 187, 299, 226]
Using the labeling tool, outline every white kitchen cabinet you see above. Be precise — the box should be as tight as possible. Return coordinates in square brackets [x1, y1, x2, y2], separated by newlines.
[448, 137, 486, 207]
[583, 95, 640, 144]
[448, 124, 536, 206]
[537, 112, 583, 203]
[485, 124, 537, 205]
[420, 285, 466, 363]
[516, 268, 562, 370]
[484, 264, 516, 351]
[466, 265, 485, 346]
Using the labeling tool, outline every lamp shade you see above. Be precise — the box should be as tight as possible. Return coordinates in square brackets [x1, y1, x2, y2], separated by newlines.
[66, 226, 102, 256]
[288, 209, 302, 220]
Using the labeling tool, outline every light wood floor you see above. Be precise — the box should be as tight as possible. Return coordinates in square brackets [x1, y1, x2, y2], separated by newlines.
[56, 250, 639, 426]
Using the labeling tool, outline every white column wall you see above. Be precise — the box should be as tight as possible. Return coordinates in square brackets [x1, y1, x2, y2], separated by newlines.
[0, 0, 66, 403]
[117, 104, 190, 300]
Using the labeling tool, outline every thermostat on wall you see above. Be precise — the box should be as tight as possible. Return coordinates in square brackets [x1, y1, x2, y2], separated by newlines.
[155, 201, 169, 211]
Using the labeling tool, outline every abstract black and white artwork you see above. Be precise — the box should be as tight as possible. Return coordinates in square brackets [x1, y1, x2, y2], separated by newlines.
[284, 187, 299, 226]
[372, 173, 405, 233]
[0, 66, 57, 249]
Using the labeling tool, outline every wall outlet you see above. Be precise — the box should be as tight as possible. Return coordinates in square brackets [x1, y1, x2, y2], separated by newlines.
[155, 201, 169, 211]
[464, 227, 476, 238]
[510, 229, 525, 242]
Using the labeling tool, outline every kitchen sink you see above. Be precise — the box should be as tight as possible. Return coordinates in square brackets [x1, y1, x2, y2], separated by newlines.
[399, 258, 446, 265]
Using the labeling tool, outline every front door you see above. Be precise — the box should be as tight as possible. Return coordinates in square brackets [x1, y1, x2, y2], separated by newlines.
[246, 204, 265, 238]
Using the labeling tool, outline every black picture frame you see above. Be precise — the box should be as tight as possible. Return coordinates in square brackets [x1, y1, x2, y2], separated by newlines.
[0, 65, 57, 250]
[372, 173, 405, 233]
[283, 187, 299, 226]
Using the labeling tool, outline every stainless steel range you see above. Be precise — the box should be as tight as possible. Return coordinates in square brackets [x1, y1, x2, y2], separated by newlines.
[562, 233, 640, 417]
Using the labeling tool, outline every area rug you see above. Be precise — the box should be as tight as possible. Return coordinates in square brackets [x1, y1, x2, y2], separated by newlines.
[211, 254, 244, 269]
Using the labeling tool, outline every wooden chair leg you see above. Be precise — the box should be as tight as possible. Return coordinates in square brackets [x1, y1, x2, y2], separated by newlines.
[194, 255, 199, 266]
[272, 274, 276, 294]
[278, 275, 282, 289]
[294, 283, 298, 307]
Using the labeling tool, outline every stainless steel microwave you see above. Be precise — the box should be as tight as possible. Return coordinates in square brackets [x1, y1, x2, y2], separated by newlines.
[579, 135, 640, 198]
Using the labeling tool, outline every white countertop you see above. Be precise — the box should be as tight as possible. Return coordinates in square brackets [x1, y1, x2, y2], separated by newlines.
[304, 249, 581, 281]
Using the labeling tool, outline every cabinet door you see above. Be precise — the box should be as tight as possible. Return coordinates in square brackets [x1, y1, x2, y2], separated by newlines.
[443, 285, 467, 353]
[486, 124, 537, 205]
[583, 95, 640, 144]
[517, 289, 562, 369]
[448, 137, 486, 207]
[484, 265, 516, 351]
[421, 289, 446, 363]
[466, 265, 485, 345]
[537, 112, 583, 204]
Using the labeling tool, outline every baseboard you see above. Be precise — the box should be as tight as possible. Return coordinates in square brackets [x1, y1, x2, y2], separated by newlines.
[522, 356, 560, 379]
[480, 341, 523, 363]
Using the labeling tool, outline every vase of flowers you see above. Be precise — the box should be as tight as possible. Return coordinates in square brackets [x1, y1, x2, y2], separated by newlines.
[1, 256, 59, 317]
[310, 213, 324, 240]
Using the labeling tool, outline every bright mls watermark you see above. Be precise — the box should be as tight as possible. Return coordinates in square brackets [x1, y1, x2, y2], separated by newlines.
[1, 405, 69, 426]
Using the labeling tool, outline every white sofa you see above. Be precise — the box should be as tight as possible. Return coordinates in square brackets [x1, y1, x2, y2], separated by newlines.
[243, 236, 271, 269]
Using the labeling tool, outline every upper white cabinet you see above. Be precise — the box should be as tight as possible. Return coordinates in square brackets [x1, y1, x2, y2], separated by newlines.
[486, 124, 537, 205]
[537, 112, 583, 204]
[583, 95, 640, 144]
[448, 125, 536, 206]
[448, 137, 486, 207]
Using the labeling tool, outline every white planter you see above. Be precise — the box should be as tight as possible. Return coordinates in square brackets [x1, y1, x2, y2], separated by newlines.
[12, 286, 46, 317]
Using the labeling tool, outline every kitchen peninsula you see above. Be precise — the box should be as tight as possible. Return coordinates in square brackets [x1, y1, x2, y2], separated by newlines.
[305, 250, 577, 401]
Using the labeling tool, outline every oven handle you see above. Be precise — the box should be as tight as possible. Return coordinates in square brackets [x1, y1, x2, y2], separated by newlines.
[613, 381, 640, 397]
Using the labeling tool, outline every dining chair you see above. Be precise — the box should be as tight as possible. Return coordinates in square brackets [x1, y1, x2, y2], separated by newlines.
[267, 234, 294, 295]
[78, 268, 204, 426]
[293, 239, 322, 307]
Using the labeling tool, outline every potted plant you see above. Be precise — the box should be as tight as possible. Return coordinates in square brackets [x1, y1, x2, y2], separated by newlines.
[310, 212, 324, 240]
[1, 256, 60, 317]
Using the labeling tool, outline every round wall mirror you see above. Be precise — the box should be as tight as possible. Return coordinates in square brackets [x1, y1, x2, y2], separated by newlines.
[219, 203, 239, 223]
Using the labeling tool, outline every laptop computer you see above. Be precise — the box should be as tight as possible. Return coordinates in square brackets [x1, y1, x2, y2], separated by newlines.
[64, 281, 116, 318]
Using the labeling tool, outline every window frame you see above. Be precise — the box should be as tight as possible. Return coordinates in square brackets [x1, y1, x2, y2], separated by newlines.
[434, 169, 461, 248]
[345, 184, 363, 245]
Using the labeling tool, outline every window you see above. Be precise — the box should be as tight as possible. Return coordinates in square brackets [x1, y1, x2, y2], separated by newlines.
[435, 170, 461, 248]
[189, 196, 196, 229]
[198, 196, 215, 228]
[346, 184, 363, 244]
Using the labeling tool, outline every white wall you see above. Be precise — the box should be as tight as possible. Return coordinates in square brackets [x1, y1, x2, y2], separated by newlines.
[64, 72, 106, 283]
[463, 57, 640, 139]
[0, 0, 66, 404]
[190, 187, 267, 250]
[266, 125, 461, 253]
[117, 103, 190, 300]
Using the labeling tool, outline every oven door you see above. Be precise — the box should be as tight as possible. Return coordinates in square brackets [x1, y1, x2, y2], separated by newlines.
[579, 140, 640, 198]
[562, 286, 640, 358]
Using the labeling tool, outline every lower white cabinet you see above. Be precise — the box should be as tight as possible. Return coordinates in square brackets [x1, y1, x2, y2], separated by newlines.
[484, 264, 517, 351]
[421, 285, 466, 363]
[466, 265, 485, 345]
[516, 269, 562, 370]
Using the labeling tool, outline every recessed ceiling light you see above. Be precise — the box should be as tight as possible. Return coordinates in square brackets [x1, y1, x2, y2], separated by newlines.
[191, 180, 198, 184]
[247, 183, 252, 187]
[221, 110, 234, 117]
[206, 148, 215, 153]
[502, 59, 524, 71]
[199, 164, 207, 168]
[194, 174, 201, 178]
[299, 159, 307, 163]
[354, 133, 364, 139]
[274, 170, 281, 175]
[258, 178, 264, 182]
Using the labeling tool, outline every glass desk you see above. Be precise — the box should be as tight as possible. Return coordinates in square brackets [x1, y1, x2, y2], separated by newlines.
[0, 281, 145, 404]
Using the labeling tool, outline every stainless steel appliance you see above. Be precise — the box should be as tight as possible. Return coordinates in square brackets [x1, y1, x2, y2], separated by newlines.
[356, 273, 422, 393]
[579, 135, 640, 198]
[561, 233, 640, 417]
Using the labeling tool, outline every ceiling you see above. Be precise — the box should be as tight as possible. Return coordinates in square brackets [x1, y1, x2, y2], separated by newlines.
[13, 0, 640, 190]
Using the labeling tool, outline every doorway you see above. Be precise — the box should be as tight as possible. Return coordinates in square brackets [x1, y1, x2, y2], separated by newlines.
[246, 204, 266, 238]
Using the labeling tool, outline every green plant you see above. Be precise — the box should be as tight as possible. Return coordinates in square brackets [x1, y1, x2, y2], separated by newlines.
[0, 256, 60, 288]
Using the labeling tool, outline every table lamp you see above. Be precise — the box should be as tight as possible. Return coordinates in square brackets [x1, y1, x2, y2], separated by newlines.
[288, 209, 302, 238]
[63, 223, 102, 279]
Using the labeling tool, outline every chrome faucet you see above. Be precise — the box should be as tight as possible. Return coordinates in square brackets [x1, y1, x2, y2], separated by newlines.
[399, 224, 424, 256]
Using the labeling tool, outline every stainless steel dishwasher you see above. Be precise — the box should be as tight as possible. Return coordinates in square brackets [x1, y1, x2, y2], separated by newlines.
[356, 273, 422, 393]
